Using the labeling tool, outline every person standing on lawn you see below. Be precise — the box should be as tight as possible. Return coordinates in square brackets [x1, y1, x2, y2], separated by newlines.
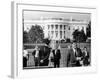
[52, 45, 61, 68]
[67, 43, 82, 67]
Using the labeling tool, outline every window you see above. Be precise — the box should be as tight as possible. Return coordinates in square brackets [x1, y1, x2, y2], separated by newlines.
[48, 31, 50, 38]
[60, 25, 62, 29]
[51, 25, 54, 30]
[51, 31, 54, 38]
[51, 31, 54, 35]
[64, 25, 66, 30]
[68, 27, 70, 30]
[64, 31, 66, 38]
[60, 31, 62, 38]
[64, 31, 65, 35]
[55, 25, 58, 29]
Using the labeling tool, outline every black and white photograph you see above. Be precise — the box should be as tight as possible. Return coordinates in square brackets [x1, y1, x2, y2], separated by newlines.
[23, 10, 91, 69]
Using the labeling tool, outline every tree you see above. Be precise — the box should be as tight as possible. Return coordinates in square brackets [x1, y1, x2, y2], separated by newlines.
[28, 25, 44, 43]
[72, 29, 87, 42]
[43, 38, 51, 45]
[80, 29, 87, 42]
[23, 31, 29, 43]
[72, 29, 79, 42]
[66, 38, 71, 43]
[86, 21, 91, 37]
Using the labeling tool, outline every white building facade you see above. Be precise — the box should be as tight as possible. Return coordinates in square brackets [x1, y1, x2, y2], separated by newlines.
[24, 17, 89, 41]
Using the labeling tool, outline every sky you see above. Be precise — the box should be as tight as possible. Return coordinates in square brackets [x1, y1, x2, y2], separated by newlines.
[23, 10, 91, 21]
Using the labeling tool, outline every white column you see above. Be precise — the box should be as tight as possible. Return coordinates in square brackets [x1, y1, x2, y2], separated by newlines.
[62, 25, 64, 39]
[49, 27, 52, 40]
[52, 25, 55, 40]
[58, 25, 60, 40]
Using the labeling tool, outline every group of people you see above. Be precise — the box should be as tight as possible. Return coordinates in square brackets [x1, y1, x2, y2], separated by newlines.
[67, 43, 90, 67]
[23, 44, 61, 68]
[31, 44, 61, 68]
[23, 42, 90, 68]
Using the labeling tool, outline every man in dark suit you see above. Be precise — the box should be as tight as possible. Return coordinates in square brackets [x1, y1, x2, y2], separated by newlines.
[75, 46, 83, 66]
[52, 46, 61, 68]
[39, 45, 51, 66]
[23, 49, 29, 68]
[67, 43, 82, 67]
[82, 47, 90, 66]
